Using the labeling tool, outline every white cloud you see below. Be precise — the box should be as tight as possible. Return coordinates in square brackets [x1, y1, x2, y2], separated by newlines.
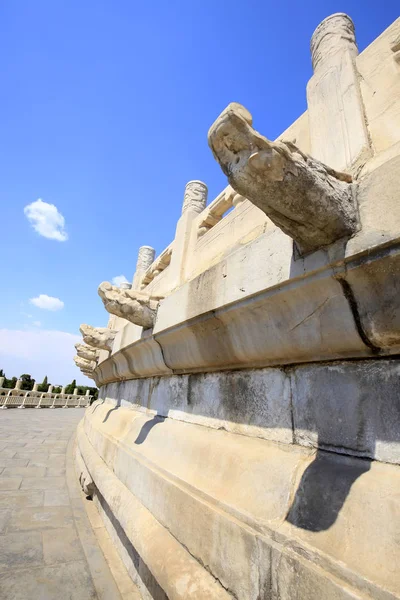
[0, 328, 89, 385]
[24, 198, 68, 241]
[112, 275, 129, 287]
[32, 321, 41, 327]
[30, 294, 64, 311]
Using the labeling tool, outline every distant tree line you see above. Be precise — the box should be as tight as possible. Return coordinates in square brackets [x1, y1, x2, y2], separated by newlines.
[0, 370, 98, 399]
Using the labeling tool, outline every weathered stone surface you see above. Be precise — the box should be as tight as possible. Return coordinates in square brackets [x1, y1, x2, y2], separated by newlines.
[80, 400, 400, 600]
[292, 359, 400, 464]
[310, 13, 358, 71]
[75, 343, 99, 362]
[181, 180, 208, 214]
[98, 281, 163, 329]
[74, 356, 96, 372]
[80, 323, 116, 352]
[208, 102, 357, 255]
[78, 14, 400, 600]
[308, 14, 371, 173]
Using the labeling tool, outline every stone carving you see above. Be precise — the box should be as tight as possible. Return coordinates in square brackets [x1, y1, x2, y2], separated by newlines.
[75, 343, 99, 362]
[310, 13, 357, 71]
[182, 180, 208, 214]
[133, 246, 156, 290]
[98, 282, 163, 329]
[74, 356, 96, 372]
[136, 246, 156, 274]
[208, 102, 358, 255]
[79, 324, 117, 352]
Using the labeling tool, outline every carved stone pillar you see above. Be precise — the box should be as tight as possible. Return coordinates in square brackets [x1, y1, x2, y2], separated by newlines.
[73, 387, 78, 395]
[33, 383, 39, 392]
[307, 13, 371, 173]
[61, 386, 66, 395]
[169, 180, 208, 288]
[15, 379, 22, 390]
[0, 377, 4, 388]
[132, 246, 155, 290]
[48, 385, 53, 394]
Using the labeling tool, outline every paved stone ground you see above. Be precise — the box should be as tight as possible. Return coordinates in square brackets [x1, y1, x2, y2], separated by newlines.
[0, 408, 137, 600]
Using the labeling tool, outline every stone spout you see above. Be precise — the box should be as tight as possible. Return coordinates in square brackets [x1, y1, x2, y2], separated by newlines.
[74, 356, 96, 372]
[98, 282, 164, 330]
[79, 324, 117, 352]
[208, 102, 358, 255]
[75, 343, 99, 362]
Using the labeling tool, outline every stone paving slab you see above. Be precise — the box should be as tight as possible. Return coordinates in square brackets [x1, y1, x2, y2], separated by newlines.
[0, 409, 134, 599]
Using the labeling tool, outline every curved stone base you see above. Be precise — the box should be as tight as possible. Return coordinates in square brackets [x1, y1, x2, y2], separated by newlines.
[77, 377, 400, 600]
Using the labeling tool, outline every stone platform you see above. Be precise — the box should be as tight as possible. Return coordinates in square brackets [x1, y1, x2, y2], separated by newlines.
[0, 409, 140, 600]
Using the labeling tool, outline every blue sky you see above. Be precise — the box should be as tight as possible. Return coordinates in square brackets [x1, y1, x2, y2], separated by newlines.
[0, 1, 398, 385]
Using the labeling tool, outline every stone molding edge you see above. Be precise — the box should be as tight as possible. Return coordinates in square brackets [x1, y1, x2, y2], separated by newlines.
[94, 239, 400, 387]
[76, 421, 232, 600]
[80, 405, 395, 600]
[66, 432, 123, 599]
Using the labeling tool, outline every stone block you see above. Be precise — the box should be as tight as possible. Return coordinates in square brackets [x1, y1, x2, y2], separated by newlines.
[292, 359, 400, 463]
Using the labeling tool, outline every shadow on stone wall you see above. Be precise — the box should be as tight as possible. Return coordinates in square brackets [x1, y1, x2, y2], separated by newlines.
[285, 450, 371, 531]
[134, 415, 165, 445]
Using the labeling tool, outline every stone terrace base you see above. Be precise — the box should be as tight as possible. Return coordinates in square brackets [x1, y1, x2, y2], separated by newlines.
[0, 409, 140, 600]
[77, 356, 400, 600]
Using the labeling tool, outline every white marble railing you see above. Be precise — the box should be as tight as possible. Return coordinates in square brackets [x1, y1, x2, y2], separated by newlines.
[0, 388, 91, 409]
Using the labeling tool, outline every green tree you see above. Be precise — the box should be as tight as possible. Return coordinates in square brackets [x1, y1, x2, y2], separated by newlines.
[65, 379, 76, 395]
[53, 386, 62, 394]
[0, 369, 4, 378]
[4, 376, 17, 389]
[20, 374, 35, 391]
[37, 375, 49, 393]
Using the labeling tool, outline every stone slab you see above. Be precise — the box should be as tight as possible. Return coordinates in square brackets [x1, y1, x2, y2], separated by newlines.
[0, 560, 97, 600]
[44, 489, 70, 507]
[7, 506, 74, 532]
[0, 491, 44, 509]
[0, 477, 21, 491]
[2, 467, 46, 478]
[0, 531, 43, 572]
[43, 527, 85, 564]
[20, 477, 66, 490]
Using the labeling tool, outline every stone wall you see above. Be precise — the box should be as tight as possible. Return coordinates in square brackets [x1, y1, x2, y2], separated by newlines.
[76, 14, 400, 600]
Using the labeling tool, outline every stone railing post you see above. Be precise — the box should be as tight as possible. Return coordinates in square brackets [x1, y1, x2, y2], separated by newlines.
[33, 383, 39, 392]
[36, 393, 44, 409]
[307, 13, 371, 173]
[15, 379, 22, 390]
[168, 180, 208, 289]
[132, 246, 156, 290]
[61, 386, 66, 395]
[0, 377, 4, 388]
[73, 387, 78, 396]
[18, 392, 28, 409]
[50, 395, 57, 409]
[48, 385, 53, 394]
[1, 391, 12, 410]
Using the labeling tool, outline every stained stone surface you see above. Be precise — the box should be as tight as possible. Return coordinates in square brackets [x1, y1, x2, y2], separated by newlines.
[0, 409, 138, 600]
